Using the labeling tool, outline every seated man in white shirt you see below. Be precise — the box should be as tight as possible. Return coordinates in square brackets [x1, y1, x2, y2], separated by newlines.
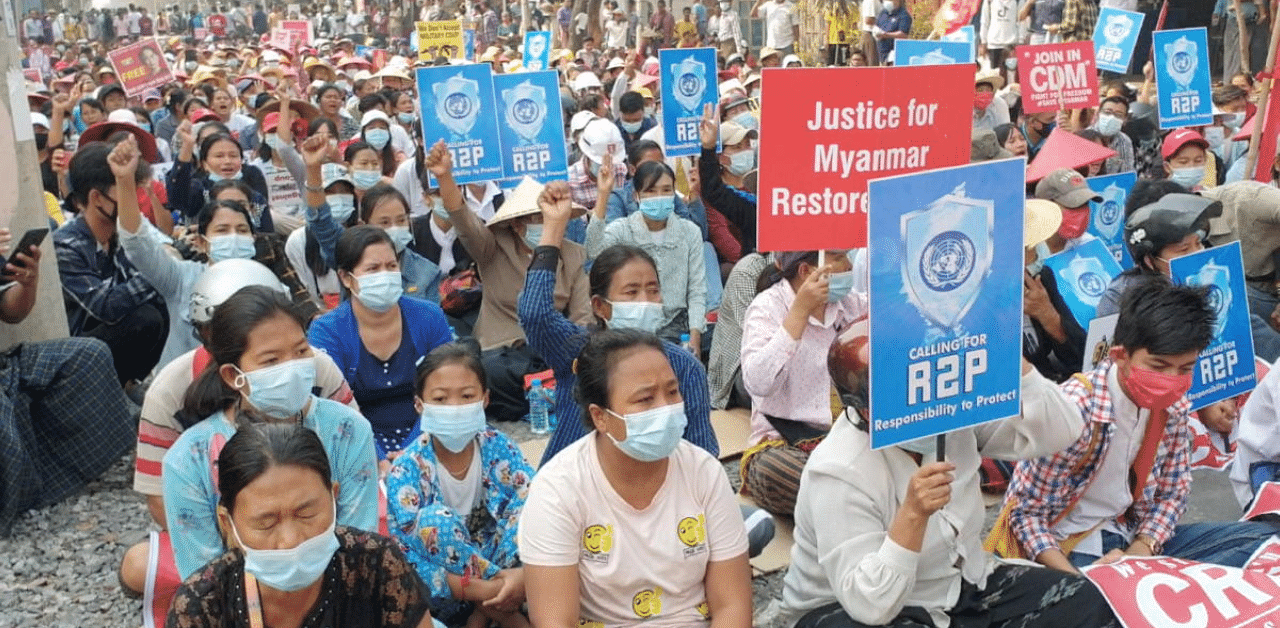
[776, 321, 1119, 628]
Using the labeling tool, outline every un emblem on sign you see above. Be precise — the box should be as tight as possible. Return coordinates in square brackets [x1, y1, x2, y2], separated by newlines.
[1078, 272, 1106, 298]
[919, 231, 975, 292]
[901, 184, 993, 333]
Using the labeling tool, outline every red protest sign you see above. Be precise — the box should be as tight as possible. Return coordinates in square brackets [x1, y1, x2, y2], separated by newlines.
[268, 28, 293, 51]
[22, 68, 40, 83]
[108, 39, 175, 97]
[1016, 42, 1099, 114]
[372, 49, 388, 71]
[1245, 536, 1280, 575]
[280, 20, 313, 46]
[756, 65, 973, 251]
[1242, 481, 1280, 521]
[1083, 556, 1280, 628]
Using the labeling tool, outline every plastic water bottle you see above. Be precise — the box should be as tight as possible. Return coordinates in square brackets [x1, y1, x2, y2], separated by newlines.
[528, 379, 550, 435]
[680, 333, 697, 355]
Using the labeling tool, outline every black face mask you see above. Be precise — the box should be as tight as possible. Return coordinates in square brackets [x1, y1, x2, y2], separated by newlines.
[96, 191, 119, 223]
[35, 133, 48, 151]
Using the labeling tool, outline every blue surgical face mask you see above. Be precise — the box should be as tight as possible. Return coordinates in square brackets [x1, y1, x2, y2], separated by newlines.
[1227, 112, 1246, 129]
[352, 169, 381, 190]
[364, 127, 391, 150]
[207, 169, 243, 183]
[1169, 166, 1205, 189]
[586, 159, 601, 178]
[523, 223, 543, 249]
[621, 119, 643, 133]
[638, 194, 675, 221]
[233, 357, 316, 418]
[605, 402, 688, 462]
[397, 112, 415, 125]
[208, 233, 256, 263]
[140, 122, 153, 133]
[430, 198, 449, 222]
[827, 269, 855, 302]
[606, 300, 663, 333]
[732, 111, 757, 131]
[727, 150, 755, 176]
[354, 270, 403, 311]
[326, 194, 356, 223]
[229, 501, 339, 592]
[385, 226, 413, 254]
[418, 400, 487, 453]
[265, 134, 285, 150]
[1095, 113, 1123, 137]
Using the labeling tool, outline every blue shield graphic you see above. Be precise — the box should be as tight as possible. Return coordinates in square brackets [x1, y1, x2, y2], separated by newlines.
[1063, 254, 1109, 307]
[671, 56, 707, 114]
[1165, 35, 1198, 91]
[1103, 13, 1133, 46]
[900, 185, 993, 332]
[434, 73, 481, 137]
[1185, 259, 1233, 340]
[909, 48, 957, 66]
[1094, 183, 1125, 240]
[502, 80, 546, 144]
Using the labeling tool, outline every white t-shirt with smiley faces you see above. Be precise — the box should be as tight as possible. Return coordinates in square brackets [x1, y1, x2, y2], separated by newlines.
[518, 436, 748, 628]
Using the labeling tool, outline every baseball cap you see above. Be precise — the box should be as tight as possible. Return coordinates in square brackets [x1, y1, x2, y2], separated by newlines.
[1035, 168, 1103, 209]
[970, 128, 1011, 162]
[1162, 128, 1210, 160]
[720, 120, 756, 146]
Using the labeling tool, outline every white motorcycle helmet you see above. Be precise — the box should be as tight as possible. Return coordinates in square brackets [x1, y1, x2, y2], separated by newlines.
[189, 259, 288, 326]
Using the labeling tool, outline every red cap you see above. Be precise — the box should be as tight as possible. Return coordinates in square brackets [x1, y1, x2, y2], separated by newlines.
[1161, 128, 1210, 160]
[262, 111, 280, 132]
[188, 107, 221, 123]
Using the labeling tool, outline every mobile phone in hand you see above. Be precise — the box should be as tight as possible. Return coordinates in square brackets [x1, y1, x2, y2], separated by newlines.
[8, 227, 48, 269]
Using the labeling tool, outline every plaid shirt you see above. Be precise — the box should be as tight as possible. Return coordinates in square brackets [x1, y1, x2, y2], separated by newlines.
[1060, 0, 1099, 42]
[53, 216, 161, 337]
[1006, 359, 1192, 559]
[567, 158, 629, 212]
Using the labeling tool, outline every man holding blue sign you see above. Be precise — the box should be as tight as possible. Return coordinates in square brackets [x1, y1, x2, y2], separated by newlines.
[1000, 280, 1279, 573]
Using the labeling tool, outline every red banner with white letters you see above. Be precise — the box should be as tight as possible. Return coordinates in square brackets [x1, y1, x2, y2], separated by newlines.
[1082, 548, 1280, 628]
[1016, 42, 1100, 114]
[755, 65, 972, 251]
[107, 39, 175, 97]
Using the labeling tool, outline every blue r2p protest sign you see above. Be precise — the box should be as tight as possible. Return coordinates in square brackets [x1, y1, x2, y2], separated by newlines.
[940, 24, 976, 61]
[1042, 238, 1122, 328]
[417, 64, 505, 186]
[1085, 172, 1136, 269]
[492, 71, 568, 183]
[895, 40, 973, 66]
[1153, 28, 1212, 130]
[1092, 7, 1143, 74]
[523, 31, 552, 71]
[867, 159, 1025, 449]
[463, 29, 476, 60]
[1169, 241, 1258, 410]
[659, 47, 718, 158]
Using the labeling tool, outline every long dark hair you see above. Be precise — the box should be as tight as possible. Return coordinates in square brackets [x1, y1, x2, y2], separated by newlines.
[573, 328, 666, 429]
[196, 199, 256, 236]
[588, 245, 659, 327]
[632, 160, 674, 195]
[218, 423, 332, 515]
[414, 342, 488, 395]
[198, 132, 243, 171]
[359, 183, 409, 224]
[756, 251, 818, 294]
[178, 286, 309, 427]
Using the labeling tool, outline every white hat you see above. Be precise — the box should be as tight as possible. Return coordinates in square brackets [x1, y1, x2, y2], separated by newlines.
[360, 109, 391, 129]
[605, 56, 625, 70]
[570, 110, 597, 134]
[577, 118, 624, 164]
[718, 78, 744, 98]
[782, 54, 802, 67]
[572, 71, 602, 91]
[107, 109, 139, 126]
[29, 112, 50, 129]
